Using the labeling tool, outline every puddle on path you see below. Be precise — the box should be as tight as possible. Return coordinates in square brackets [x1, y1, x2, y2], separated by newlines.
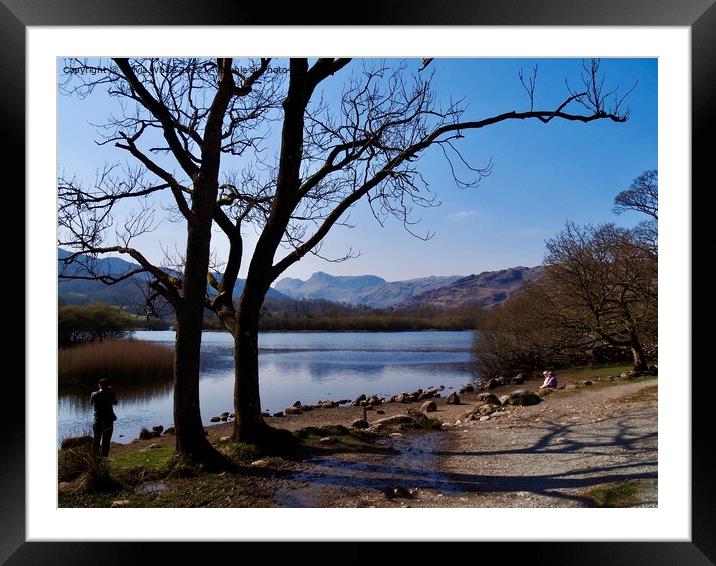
[140, 481, 168, 494]
[276, 431, 467, 507]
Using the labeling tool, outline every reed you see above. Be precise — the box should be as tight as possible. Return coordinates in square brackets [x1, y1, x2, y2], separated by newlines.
[59, 339, 173, 386]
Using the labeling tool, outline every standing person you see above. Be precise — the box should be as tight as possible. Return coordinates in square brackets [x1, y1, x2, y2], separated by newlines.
[540, 370, 557, 389]
[90, 378, 118, 457]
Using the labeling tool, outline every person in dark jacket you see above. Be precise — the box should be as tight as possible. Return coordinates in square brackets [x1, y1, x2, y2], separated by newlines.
[90, 378, 118, 457]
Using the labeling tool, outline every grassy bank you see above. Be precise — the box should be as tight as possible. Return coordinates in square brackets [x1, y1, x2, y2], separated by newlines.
[58, 339, 173, 386]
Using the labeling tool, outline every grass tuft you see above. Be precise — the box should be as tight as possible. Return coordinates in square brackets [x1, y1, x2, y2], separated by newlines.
[585, 480, 641, 507]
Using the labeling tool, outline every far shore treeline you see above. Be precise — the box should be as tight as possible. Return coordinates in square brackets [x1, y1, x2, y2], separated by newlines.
[58, 298, 484, 336]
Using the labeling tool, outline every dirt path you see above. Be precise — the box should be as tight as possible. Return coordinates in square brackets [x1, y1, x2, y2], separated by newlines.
[273, 379, 657, 507]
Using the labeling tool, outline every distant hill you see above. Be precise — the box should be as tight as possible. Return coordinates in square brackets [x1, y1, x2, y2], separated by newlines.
[58, 249, 289, 308]
[275, 272, 463, 307]
[59, 249, 543, 314]
[396, 266, 545, 310]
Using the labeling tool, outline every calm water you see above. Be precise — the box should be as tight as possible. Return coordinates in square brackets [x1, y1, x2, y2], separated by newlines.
[58, 330, 478, 444]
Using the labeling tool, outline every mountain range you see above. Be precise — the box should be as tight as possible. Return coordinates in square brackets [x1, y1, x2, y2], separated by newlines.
[275, 272, 463, 308]
[275, 266, 544, 310]
[58, 249, 289, 307]
[59, 249, 544, 311]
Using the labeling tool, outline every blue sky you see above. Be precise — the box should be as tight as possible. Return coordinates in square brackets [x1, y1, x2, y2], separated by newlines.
[58, 58, 657, 282]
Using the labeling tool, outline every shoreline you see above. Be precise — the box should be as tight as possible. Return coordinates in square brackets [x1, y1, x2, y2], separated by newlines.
[59, 371, 657, 508]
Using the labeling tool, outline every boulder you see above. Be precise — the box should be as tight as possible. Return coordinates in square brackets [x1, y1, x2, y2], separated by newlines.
[478, 404, 498, 416]
[486, 378, 499, 390]
[538, 388, 554, 397]
[351, 418, 369, 429]
[353, 394, 367, 406]
[218, 436, 232, 443]
[301, 405, 314, 412]
[318, 400, 336, 409]
[459, 384, 475, 394]
[261, 412, 271, 418]
[161, 426, 176, 436]
[446, 392, 460, 405]
[417, 391, 434, 401]
[272, 411, 285, 418]
[511, 373, 524, 385]
[209, 416, 221, 423]
[111, 500, 131, 508]
[457, 404, 484, 422]
[367, 396, 382, 406]
[221, 412, 230, 417]
[476, 392, 501, 405]
[370, 415, 414, 427]
[152, 425, 164, 435]
[394, 394, 407, 403]
[138, 428, 154, 440]
[406, 409, 429, 424]
[229, 413, 235, 418]
[420, 400, 438, 413]
[499, 395, 510, 406]
[220, 414, 228, 421]
[284, 406, 303, 415]
[507, 389, 542, 406]
[292, 401, 302, 408]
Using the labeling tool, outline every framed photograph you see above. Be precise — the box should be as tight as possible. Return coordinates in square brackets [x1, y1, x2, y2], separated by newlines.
[8, 0, 711, 563]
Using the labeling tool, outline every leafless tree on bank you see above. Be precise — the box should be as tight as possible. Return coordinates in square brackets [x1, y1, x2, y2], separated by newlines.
[59, 57, 632, 447]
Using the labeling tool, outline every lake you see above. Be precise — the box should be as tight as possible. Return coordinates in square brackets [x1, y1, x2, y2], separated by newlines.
[58, 330, 478, 444]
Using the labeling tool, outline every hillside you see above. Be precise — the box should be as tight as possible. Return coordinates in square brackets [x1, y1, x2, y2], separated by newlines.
[397, 266, 545, 309]
[275, 272, 463, 307]
[58, 249, 289, 308]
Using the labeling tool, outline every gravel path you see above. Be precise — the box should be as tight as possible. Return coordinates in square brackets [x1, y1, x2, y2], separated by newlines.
[274, 379, 657, 507]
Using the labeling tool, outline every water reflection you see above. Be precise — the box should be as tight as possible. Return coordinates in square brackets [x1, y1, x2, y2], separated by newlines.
[59, 330, 478, 444]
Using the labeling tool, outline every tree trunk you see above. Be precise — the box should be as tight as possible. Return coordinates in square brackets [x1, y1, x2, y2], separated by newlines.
[173, 196, 226, 468]
[173, 306, 214, 458]
[232, 297, 270, 444]
[629, 336, 649, 372]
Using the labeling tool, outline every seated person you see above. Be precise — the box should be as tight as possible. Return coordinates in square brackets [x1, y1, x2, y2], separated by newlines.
[540, 370, 557, 389]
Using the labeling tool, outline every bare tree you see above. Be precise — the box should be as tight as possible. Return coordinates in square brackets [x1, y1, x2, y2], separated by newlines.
[60, 57, 632, 448]
[474, 282, 586, 378]
[59, 57, 280, 466]
[544, 222, 657, 371]
[613, 169, 658, 220]
[201, 58, 632, 444]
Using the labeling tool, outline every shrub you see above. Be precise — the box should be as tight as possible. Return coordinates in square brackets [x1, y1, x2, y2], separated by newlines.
[58, 303, 136, 347]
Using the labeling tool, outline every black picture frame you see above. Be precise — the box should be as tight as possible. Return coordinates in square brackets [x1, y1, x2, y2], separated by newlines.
[6, 1, 711, 563]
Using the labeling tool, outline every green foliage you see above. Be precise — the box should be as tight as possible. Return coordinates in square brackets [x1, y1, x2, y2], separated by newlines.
[58, 339, 173, 385]
[58, 303, 136, 347]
